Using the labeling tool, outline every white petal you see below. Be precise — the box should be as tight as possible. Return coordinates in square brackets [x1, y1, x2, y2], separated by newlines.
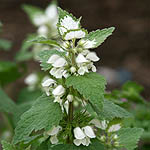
[52, 85, 65, 96]
[33, 14, 48, 26]
[47, 126, 62, 136]
[64, 100, 69, 114]
[64, 30, 86, 40]
[76, 54, 88, 63]
[108, 124, 121, 132]
[73, 139, 82, 146]
[81, 137, 91, 146]
[79, 39, 96, 49]
[47, 54, 60, 64]
[91, 65, 97, 72]
[50, 68, 64, 79]
[45, 4, 58, 20]
[25, 73, 38, 85]
[50, 135, 58, 144]
[78, 67, 86, 75]
[81, 50, 90, 56]
[41, 78, 55, 87]
[37, 25, 48, 36]
[52, 57, 67, 68]
[74, 127, 86, 140]
[82, 126, 96, 138]
[86, 52, 100, 62]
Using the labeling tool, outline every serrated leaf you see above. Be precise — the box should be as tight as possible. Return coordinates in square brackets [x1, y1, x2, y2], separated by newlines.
[117, 128, 144, 150]
[0, 88, 18, 114]
[98, 100, 132, 120]
[49, 139, 105, 150]
[79, 27, 115, 49]
[38, 49, 66, 71]
[1, 140, 16, 150]
[29, 36, 62, 48]
[66, 72, 106, 113]
[13, 94, 63, 144]
[0, 39, 12, 51]
[22, 4, 44, 26]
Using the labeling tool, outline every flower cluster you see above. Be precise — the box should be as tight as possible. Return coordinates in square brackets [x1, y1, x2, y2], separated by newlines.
[32, 3, 58, 38]
[45, 126, 62, 144]
[73, 126, 96, 146]
[90, 119, 121, 148]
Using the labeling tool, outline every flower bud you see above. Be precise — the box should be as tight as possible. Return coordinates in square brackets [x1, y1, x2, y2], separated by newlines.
[70, 66, 76, 73]
[63, 41, 70, 49]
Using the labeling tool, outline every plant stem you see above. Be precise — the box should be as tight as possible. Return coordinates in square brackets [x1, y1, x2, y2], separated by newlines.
[68, 101, 73, 122]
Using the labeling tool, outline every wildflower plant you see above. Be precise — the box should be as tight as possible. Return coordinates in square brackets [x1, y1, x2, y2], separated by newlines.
[1, 8, 144, 150]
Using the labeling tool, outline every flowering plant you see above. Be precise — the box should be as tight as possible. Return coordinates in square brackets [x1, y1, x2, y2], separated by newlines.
[1, 7, 143, 150]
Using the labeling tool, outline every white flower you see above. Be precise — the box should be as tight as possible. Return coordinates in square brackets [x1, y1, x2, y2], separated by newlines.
[47, 54, 67, 68]
[52, 57, 67, 68]
[33, 14, 48, 26]
[42, 78, 55, 87]
[108, 124, 121, 132]
[59, 16, 79, 35]
[47, 126, 62, 145]
[47, 126, 62, 136]
[45, 4, 58, 20]
[86, 52, 100, 62]
[50, 135, 58, 144]
[79, 39, 96, 49]
[52, 85, 65, 96]
[73, 126, 95, 146]
[37, 25, 48, 36]
[25, 73, 38, 85]
[64, 100, 69, 114]
[74, 127, 86, 140]
[76, 54, 88, 63]
[50, 68, 66, 79]
[74, 137, 90, 146]
[91, 65, 97, 72]
[78, 66, 88, 75]
[90, 119, 108, 130]
[82, 126, 96, 138]
[64, 30, 86, 40]
[47, 54, 60, 64]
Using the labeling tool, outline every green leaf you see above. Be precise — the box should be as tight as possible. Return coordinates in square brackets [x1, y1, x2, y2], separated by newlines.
[15, 34, 36, 62]
[0, 61, 22, 86]
[79, 27, 115, 49]
[49, 139, 105, 150]
[0, 39, 12, 51]
[122, 81, 144, 93]
[66, 72, 106, 113]
[13, 94, 63, 144]
[39, 49, 66, 71]
[1, 140, 16, 150]
[117, 128, 144, 150]
[16, 88, 42, 104]
[98, 100, 132, 120]
[0, 88, 18, 114]
[29, 36, 62, 49]
[22, 4, 44, 26]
